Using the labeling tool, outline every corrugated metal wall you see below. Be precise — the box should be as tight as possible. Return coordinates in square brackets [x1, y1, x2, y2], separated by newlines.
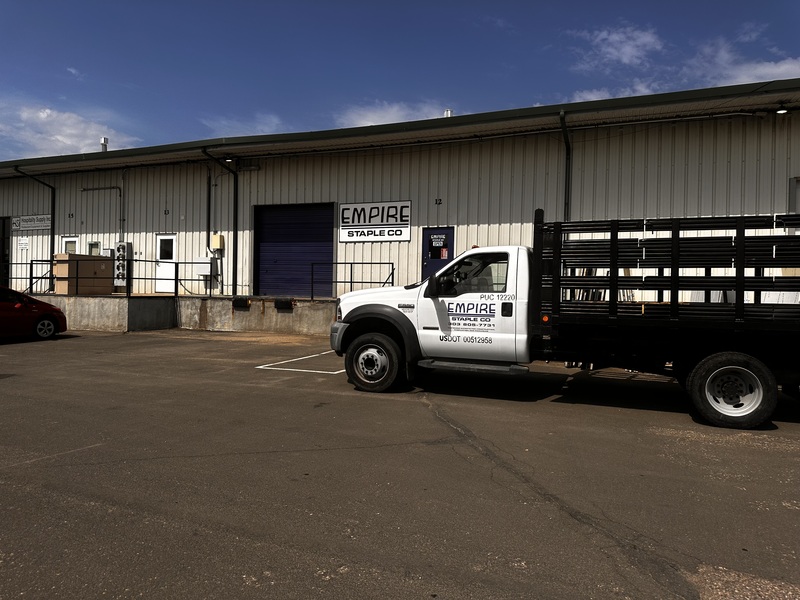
[571, 114, 797, 220]
[239, 134, 564, 295]
[0, 178, 53, 291]
[0, 112, 797, 298]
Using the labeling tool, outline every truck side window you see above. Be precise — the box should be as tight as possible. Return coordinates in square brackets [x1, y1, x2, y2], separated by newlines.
[440, 252, 508, 296]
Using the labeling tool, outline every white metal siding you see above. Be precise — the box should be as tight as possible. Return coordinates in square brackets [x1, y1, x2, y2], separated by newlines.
[238, 135, 563, 294]
[0, 178, 52, 289]
[571, 114, 797, 221]
[0, 112, 797, 297]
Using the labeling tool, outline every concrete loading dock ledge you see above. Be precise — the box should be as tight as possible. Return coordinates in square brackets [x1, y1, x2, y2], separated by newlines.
[38, 294, 336, 335]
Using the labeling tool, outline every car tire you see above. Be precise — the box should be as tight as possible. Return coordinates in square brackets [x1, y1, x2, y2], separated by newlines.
[35, 317, 57, 340]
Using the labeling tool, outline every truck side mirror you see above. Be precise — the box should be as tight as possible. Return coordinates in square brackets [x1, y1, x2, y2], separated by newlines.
[426, 273, 441, 297]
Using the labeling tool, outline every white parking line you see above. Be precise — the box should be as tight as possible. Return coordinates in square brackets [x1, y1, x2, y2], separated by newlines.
[256, 350, 346, 374]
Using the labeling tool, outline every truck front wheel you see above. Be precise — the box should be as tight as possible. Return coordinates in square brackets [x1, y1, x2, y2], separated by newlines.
[688, 352, 777, 429]
[345, 333, 402, 392]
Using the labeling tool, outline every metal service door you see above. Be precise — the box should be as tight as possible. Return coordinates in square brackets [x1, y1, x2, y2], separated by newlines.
[421, 227, 454, 280]
[0, 217, 9, 287]
[155, 234, 177, 293]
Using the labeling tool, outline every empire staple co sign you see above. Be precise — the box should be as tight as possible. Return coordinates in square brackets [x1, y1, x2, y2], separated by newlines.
[339, 201, 411, 243]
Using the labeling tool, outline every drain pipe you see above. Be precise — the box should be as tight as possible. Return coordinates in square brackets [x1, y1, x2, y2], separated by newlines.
[205, 165, 212, 251]
[559, 110, 573, 222]
[14, 167, 56, 291]
[202, 149, 238, 296]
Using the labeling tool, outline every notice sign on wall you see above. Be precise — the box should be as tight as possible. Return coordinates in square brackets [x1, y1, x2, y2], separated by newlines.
[339, 201, 411, 242]
[12, 214, 51, 231]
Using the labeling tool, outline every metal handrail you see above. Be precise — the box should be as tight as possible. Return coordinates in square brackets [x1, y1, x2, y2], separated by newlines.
[2, 258, 216, 297]
[311, 261, 395, 300]
[4, 257, 396, 300]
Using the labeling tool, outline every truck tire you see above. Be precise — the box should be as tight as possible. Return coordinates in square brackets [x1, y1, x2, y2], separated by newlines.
[687, 352, 777, 429]
[345, 333, 402, 393]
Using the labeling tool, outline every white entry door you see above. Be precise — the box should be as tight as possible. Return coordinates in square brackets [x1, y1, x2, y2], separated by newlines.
[155, 234, 177, 293]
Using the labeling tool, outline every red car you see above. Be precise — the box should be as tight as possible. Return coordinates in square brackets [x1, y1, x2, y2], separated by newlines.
[0, 286, 68, 340]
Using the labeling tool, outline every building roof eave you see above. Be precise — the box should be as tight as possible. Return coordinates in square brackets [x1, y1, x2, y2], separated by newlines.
[1, 78, 799, 180]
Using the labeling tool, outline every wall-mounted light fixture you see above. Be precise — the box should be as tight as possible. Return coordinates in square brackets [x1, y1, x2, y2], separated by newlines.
[777, 104, 789, 114]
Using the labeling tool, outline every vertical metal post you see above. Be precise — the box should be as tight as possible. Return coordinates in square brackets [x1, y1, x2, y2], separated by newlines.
[735, 217, 745, 322]
[670, 219, 680, 320]
[609, 221, 619, 317]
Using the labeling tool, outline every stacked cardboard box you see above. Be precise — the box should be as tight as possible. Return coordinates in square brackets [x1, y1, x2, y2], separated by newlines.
[53, 253, 114, 295]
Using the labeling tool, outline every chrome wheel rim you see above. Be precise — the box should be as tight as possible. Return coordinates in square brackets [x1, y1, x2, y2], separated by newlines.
[704, 366, 762, 417]
[356, 346, 388, 381]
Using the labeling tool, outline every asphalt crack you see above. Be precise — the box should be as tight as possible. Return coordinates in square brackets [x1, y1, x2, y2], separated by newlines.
[421, 393, 700, 600]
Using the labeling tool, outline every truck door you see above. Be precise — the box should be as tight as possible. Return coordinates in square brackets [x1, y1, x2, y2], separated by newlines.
[416, 248, 523, 362]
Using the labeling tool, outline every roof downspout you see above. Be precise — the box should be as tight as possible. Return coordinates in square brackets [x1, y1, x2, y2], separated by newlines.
[559, 110, 573, 222]
[205, 165, 212, 251]
[14, 167, 56, 291]
[202, 149, 238, 296]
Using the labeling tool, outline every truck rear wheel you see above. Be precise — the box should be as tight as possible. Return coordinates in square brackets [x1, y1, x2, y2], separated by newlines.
[345, 333, 402, 392]
[687, 352, 777, 429]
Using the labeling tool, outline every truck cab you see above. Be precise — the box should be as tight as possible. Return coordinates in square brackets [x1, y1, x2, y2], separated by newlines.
[330, 245, 532, 391]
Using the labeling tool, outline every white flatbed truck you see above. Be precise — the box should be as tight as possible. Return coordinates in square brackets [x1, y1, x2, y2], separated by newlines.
[330, 209, 800, 429]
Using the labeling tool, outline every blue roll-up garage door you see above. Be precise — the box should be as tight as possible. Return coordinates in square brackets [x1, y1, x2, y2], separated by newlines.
[254, 204, 334, 297]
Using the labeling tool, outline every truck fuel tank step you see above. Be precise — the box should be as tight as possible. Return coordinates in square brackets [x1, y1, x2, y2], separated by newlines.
[416, 359, 529, 375]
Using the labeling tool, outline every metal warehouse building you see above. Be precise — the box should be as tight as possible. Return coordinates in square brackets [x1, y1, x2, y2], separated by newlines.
[1, 79, 799, 333]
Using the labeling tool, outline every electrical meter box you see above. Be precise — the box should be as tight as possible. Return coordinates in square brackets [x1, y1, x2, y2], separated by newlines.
[114, 241, 133, 286]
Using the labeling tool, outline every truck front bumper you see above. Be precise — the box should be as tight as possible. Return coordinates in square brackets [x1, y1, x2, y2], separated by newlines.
[329, 321, 349, 356]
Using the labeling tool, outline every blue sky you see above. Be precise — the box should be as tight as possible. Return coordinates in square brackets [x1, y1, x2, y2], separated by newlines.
[1, 0, 799, 161]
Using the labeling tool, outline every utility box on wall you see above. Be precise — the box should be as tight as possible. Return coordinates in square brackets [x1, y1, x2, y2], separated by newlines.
[194, 257, 214, 276]
[114, 241, 133, 286]
[53, 253, 114, 295]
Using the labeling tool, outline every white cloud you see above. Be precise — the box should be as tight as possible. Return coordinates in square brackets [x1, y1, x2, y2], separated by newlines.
[735, 22, 767, 44]
[334, 100, 448, 128]
[570, 88, 612, 102]
[570, 79, 664, 103]
[684, 38, 800, 86]
[570, 25, 664, 73]
[67, 67, 86, 81]
[484, 16, 514, 32]
[567, 24, 800, 104]
[199, 112, 284, 137]
[0, 100, 140, 160]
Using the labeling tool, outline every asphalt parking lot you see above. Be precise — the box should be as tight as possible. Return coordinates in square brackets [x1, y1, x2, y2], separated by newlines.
[1, 329, 799, 600]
